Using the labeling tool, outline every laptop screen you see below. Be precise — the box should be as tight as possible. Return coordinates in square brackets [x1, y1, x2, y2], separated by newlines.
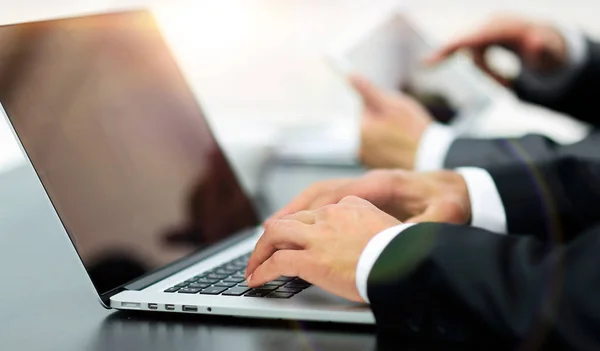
[0, 11, 260, 295]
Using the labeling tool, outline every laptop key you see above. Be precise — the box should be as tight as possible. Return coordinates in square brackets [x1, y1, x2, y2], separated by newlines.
[223, 277, 245, 283]
[267, 292, 294, 299]
[284, 281, 311, 289]
[207, 273, 229, 280]
[237, 282, 249, 288]
[188, 282, 211, 289]
[196, 277, 220, 284]
[200, 287, 227, 295]
[275, 287, 302, 294]
[264, 281, 286, 287]
[164, 287, 180, 293]
[244, 288, 275, 298]
[272, 277, 294, 283]
[178, 288, 202, 294]
[214, 281, 236, 288]
[174, 283, 189, 288]
[259, 284, 283, 290]
[231, 271, 246, 278]
[222, 287, 251, 296]
[215, 268, 235, 275]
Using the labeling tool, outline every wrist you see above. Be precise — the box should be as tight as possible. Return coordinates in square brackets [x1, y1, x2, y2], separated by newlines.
[437, 171, 472, 225]
[388, 170, 471, 225]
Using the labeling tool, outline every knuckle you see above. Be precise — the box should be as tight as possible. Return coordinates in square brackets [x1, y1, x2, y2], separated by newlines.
[319, 204, 338, 216]
[271, 250, 286, 265]
[263, 218, 280, 232]
[340, 195, 362, 203]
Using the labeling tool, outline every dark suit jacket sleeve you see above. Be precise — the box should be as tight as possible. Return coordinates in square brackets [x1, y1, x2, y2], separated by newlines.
[445, 133, 600, 239]
[368, 223, 600, 349]
[513, 39, 600, 126]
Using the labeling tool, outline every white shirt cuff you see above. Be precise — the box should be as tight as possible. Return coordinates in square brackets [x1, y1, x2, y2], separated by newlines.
[355, 223, 416, 303]
[518, 24, 588, 97]
[414, 122, 457, 171]
[455, 167, 507, 234]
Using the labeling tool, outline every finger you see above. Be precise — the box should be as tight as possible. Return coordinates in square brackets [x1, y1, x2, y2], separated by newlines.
[247, 250, 309, 287]
[424, 42, 465, 65]
[424, 23, 522, 66]
[349, 74, 386, 111]
[281, 210, 316, 225]
[337, 195, 371, 206]
[305, 192, 343, 211]
[246, 219, 311, 278]
[424, 34, 492, 66]
[471, 47, 512, 87]
[267, 180, 355, 222]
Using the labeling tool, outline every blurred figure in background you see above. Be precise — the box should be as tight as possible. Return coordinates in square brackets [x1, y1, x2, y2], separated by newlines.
[245, 14, 600, 349]
[356, 14, 600, 173]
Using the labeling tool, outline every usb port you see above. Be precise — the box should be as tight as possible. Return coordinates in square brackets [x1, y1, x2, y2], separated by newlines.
[148, 303, 158, 310]
[165, 304, 175, 311]
[182, 305, 198, 312]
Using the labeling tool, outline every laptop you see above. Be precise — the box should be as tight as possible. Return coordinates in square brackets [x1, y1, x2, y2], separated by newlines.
[0, 9, 373, 323]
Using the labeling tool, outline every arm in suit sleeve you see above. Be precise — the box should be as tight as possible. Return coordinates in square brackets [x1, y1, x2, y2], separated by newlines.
[514, 34, 600, 126]
[419, 121, 600, 238]
[445, 133, 600, 239]
[367, 222, 600, 349]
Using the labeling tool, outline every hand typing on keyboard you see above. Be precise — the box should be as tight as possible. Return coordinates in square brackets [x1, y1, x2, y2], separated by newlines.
[164, 252, 312, 299]
[245, 196, 401, 303]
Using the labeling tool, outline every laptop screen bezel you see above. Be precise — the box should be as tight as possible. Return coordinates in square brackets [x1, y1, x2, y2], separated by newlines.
[0, 9, 262, 307]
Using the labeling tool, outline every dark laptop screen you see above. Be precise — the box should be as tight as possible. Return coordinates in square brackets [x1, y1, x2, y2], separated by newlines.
[0, 11, 260, 295]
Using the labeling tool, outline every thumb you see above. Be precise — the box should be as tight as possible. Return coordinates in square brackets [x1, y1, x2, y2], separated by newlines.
[349, 74, 386, 110]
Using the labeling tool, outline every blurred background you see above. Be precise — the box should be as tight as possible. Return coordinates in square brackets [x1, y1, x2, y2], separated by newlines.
[1, 0, 600, 191]
[1, 3, 599, 347]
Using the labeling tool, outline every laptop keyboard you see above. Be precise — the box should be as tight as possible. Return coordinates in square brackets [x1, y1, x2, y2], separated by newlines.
[164, 253, 312, 299]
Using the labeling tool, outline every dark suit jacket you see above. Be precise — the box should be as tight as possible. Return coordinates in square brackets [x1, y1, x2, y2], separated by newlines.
[444, 39, 600, 236]
[446, 39, 600, 168]
[366, 40, 600, 348]
[368, 220, 600, 349]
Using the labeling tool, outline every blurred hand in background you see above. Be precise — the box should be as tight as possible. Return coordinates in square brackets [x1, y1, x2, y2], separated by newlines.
[351, 75, 434, 170]
[425, 14, 569, 86]
[268, 169, 471, 225]
[353, 14, 571, 171]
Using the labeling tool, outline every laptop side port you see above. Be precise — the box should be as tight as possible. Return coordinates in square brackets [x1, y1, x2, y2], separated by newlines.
[148, 303, 158, 310]
[121, 302, 141, 309]
[165, 304, 175, 311]
[183, 305, 198, 312]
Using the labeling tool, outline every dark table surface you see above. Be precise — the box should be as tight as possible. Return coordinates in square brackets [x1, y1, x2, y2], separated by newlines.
[0, 162, 396, 351]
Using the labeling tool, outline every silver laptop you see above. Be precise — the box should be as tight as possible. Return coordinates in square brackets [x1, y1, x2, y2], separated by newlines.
[0, 9, 372, 323]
